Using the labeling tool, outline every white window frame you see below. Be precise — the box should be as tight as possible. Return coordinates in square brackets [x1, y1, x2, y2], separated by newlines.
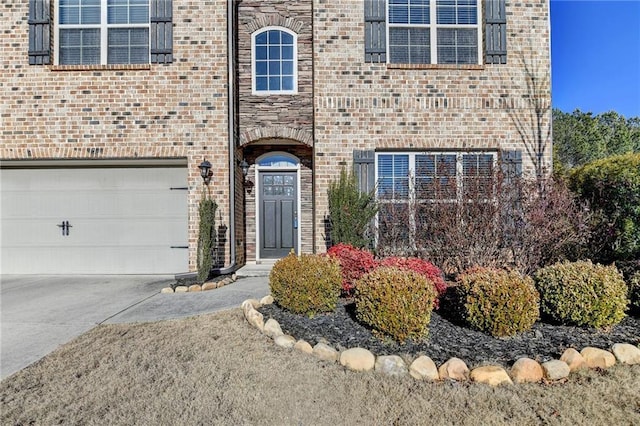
[55, 0, 150, 65]
[251, 26, 298, 95]
[386, 0, 483, 65]
[374, 151, 497, 247]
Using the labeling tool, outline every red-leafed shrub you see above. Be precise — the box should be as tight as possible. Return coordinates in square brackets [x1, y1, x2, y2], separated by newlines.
[378, 257, 447, 308]
[327, 243, 377, 295]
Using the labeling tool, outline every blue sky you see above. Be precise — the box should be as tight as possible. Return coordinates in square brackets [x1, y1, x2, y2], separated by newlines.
[551, 0, 640, 118]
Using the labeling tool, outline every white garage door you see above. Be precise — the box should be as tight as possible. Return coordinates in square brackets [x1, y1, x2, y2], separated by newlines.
[1, 165, 189, 274]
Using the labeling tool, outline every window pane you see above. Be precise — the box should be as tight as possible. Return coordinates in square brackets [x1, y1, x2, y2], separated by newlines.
[268, 30, 280, 44]
[255, 31, 267, 45]
[268, 46, 280, 60]
[59, 28, 100, 64]
[281, 60, 294, 75]
[255, 61, 267, 76]
[255, 45, 267, 60]
[389, 0, 430, 24]
[108, 28, 149, 64]
[282, 76, 294, 90]
[256, 77, 268, 91]
[377, 154, 409, 199]
[108, 0, 149, 24]
[268, 60, 280, 75]
[436, 0, 477, 24]
[437, 28, 477, 64]
[281, 46, 294, 60]
[389, 28, 430, 64]
[268, 76, 280, 91]
[281, 32, 294, 45]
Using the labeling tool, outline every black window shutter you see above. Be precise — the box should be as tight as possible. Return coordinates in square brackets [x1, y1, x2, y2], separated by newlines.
[364, 0, 386, 63]
[501, 150, 522, 183]
[151, 0, 173, 64]
[485, 0, 507, 64]
[28, 0, 51, 65]
[353, 150, 376, 194]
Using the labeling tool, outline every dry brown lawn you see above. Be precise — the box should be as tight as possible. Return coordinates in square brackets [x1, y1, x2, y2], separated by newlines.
[1, 309, 639, 425]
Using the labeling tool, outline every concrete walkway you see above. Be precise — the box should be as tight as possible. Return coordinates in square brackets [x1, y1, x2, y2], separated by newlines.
[1, 272, 269, 380]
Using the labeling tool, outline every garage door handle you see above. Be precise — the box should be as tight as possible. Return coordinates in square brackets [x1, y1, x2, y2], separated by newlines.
[57, 220, 72, 236]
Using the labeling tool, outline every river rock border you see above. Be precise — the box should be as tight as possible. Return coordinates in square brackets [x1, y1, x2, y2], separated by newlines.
[161, 274, 238, 294]
[242, 296, 640, 386]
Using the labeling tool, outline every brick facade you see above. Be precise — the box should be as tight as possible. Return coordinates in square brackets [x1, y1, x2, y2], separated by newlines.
[1, 0, 551, 271]
[312, 0, 552, 251]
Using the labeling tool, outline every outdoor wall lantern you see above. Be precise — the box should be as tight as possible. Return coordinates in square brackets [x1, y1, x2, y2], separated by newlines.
[198, 159, 213, 185]
[239, 159, 250, 180]
[238, 158, 253, 192]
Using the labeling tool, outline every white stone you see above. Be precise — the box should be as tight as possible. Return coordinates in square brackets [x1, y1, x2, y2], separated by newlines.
[160, 287, 174, 294]
[438, 358, 469, 381]
[542, 360, 570, 380]
[263, 318, 284, 338]
[260, 295, 274, 305]
[274, 335, 296, 349]
[581, 347, 616, 369]
[510, 358, 544, 383]
[202, 282, 217, 291]
[174, 286, 188, 293]
[294, 340, 313, 354]
[188, 284, 202, 292]
[312, 342, 339, 362]
[340, 348, 376, 372]
[470, 365, 513, 386]
[611, 343, 640, 365]
[560, 348, 587, 371]
[409, 356, 439, 381]
[375, 355, 408, 377]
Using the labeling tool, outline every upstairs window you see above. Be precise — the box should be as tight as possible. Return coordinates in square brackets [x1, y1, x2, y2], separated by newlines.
[57, 0, 150, 65]
[252, 27, 297, 94]
[387, 0, 481, 65]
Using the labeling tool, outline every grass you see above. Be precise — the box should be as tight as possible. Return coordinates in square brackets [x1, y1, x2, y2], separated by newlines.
[1, 309, 639, 425]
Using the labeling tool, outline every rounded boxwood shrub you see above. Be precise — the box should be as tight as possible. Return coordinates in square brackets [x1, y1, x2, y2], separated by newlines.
[453, 267, 540, 337]
[534, 260, 628, 328]
[327, 243, 377, 296]
[629, 272, 640, 316]
[355, 266, 437, 342]
[269, 253, 342, 316]
[378, 256, 448, 308]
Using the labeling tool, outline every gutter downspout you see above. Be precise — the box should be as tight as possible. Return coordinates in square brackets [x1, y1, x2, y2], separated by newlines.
[211, 0, 239, 276]
[176, 0, 238, 282]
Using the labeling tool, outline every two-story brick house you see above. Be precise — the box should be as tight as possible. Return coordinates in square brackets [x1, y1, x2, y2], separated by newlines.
[0, 0, 551, 275]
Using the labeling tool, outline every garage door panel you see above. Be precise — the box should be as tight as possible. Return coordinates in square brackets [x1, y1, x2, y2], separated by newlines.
[1, 166, 189, 274]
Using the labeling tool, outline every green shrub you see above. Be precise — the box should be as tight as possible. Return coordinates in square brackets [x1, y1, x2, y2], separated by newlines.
[629, 272, 640, 316]
[269, 253, 342, 316]
[197, 196, 217, 283]
[355, 266, 437, 342]
[534, 260, 628, 328]
[328, 168, 377, 248]
[453, 267, 540, 337]
[569, 153, 640, 263]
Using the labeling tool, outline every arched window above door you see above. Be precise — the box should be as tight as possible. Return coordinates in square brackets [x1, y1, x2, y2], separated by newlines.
[257, 153, 299, 168]
[252, 27, 297, 95]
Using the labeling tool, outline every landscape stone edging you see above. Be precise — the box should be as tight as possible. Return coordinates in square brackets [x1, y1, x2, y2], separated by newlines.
[241, 296, 640, 387]
[161, 274, 238, 294]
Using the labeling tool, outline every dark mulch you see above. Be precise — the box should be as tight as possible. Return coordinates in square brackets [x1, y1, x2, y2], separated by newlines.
[259, 300, 640, 368]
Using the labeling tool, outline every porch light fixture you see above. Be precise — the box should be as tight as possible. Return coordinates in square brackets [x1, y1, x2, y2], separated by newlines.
[198, 159, 213, 185]
[239, 159, 250, 179]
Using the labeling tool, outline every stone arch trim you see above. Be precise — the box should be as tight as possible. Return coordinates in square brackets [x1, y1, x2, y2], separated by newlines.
[244, 14, 306, 34]
[239, 127, 314, 147]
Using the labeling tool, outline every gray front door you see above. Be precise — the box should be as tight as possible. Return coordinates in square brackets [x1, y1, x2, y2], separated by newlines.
[259, 171, 297, 258]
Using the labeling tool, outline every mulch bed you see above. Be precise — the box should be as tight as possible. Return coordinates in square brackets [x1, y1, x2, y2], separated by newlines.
[259, 300, 640, 368]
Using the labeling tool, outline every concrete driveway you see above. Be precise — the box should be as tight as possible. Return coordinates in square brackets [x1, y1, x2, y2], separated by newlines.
[1, 274, 270, 380]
